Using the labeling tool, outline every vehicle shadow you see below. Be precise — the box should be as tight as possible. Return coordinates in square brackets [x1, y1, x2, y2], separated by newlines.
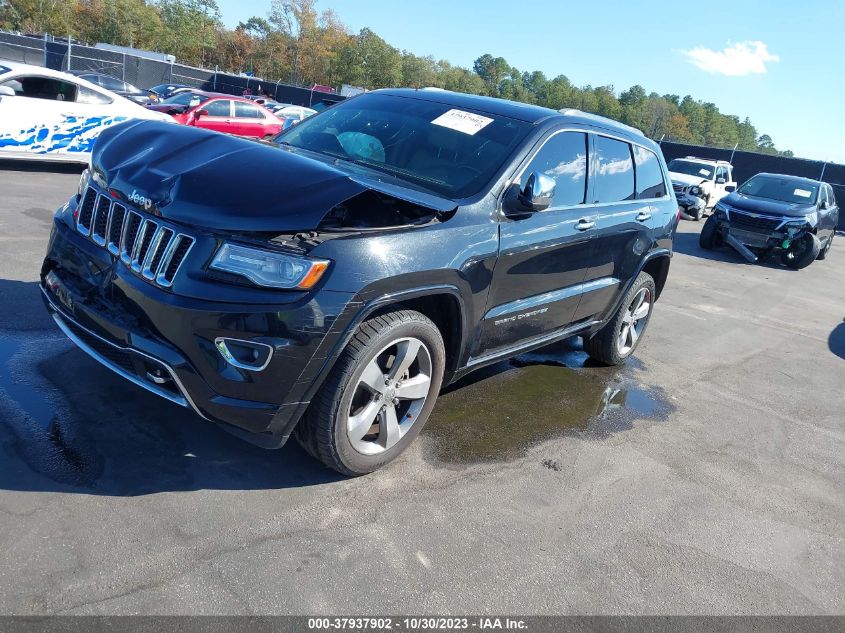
[0, 159, 86, 174]
[830, 319, 845, 361]
[0, 280, 343, 496]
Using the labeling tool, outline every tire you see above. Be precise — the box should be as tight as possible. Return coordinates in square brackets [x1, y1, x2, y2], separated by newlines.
[294, 310, 445, 476]
[583, 272, 656, 366]
[781, 233, 821, 270]
[817, 233, 833, 260]
[699, 214, 720, 249]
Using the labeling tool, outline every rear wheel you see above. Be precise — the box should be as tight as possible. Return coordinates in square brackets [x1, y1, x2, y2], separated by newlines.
[781, 233, 820, 270]
[584, 272, 656, 366]
[699, 214, 720, 249]
[295, 310, 445, 476]
[817, 233, 833, 260]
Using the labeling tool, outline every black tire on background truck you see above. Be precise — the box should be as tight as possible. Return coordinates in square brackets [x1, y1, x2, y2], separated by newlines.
[781, 233, 820, 270]
[295, 309, 445, 476]
[584, 272, 656, 366]
[699, 215, 720, 249]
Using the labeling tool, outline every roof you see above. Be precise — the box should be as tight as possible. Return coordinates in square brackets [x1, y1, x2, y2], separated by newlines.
[754, 172, 826, 186]
[679, 156, 733, 165]
[374, 88, 560, 124]
[0, 60, 134, 104]
[370, 89, 652, 144]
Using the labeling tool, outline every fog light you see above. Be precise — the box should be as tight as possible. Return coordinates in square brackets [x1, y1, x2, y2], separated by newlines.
[214, 337, 274, 371]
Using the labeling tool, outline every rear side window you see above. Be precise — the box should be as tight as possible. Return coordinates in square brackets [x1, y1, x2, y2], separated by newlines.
[633, 145, 666, 199]
[594, 136, 634, 203]
[519, 131, 588, 208]
[204, 100, 231, 116]
[234, 102, 262, 118]
[77, 85, 112, 105]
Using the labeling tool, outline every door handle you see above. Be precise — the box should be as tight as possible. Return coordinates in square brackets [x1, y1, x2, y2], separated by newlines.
[636, 211, 652, 222]
[575, 219, 595, 231]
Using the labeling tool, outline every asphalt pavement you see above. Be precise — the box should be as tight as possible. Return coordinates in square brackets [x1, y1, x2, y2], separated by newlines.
[0, 160, 843, 615]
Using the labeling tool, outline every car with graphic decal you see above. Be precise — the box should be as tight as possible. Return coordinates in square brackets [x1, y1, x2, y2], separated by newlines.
[0, 61, 172, 163]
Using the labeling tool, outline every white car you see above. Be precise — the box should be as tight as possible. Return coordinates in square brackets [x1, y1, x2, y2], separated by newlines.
[273, 104, 317, 126]
[667, 156, 737, 209]
[0, 61, 172, 164]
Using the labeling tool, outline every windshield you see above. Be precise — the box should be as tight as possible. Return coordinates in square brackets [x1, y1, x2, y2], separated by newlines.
[161, 92, 209, 106]
[277, 93, 532, 198]
[737, 175, 819, 205]
[668, 159, 715, 180]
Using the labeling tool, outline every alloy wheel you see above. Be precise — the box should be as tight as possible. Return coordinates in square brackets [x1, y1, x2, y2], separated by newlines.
[617, 287, 651, 355]
[345, 337, 433, 455]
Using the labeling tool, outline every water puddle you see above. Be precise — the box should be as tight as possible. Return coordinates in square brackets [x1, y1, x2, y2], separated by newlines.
[0, 334, 103, 487]
[422, 339, 671, 464]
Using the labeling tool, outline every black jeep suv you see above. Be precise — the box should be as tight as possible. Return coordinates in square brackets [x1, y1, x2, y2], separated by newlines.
[41, 89, 677, 475]
[700, 173, 838, 269]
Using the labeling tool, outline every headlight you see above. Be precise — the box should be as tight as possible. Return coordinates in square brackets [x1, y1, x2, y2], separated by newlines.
[689, 185, 702, 197]
[210, 243, 329, 290]
[77, 168, 91, 197]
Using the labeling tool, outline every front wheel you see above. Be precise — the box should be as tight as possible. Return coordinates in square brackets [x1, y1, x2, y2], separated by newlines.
[295, 310, 445, 476]
[781, 233, 820, 270]
[583, 272, 656, 366]
[699, 214, 720, 249]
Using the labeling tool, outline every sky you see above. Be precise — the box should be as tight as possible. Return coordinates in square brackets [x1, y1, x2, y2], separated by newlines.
[215, 0, 845, 164]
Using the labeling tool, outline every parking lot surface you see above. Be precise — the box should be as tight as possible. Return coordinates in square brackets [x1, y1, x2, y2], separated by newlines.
[1, 162, 843, 615]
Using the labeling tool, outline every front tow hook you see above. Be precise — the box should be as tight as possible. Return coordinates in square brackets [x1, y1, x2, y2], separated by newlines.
[725, 233, 758, 263]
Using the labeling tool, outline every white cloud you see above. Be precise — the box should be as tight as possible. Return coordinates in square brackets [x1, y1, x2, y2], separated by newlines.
[681, 41, 779, 76]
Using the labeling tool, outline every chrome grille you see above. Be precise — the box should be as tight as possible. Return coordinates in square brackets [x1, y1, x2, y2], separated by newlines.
[75, 186, 194, 288]
[672, 183, 685, 193]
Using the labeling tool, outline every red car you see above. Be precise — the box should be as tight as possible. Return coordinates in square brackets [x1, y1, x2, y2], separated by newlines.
[147, 90, 284, 139]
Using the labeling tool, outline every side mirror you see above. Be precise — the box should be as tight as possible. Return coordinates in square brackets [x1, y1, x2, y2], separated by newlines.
[715, 177, 726, 184]
[522, 172, 556, 209]
[724, 185, 736, 193]
[819, 199, 828, 210]
[0, 85, 15, 97]
[194, 108, 209, 118]
[503, 172, 556, 217]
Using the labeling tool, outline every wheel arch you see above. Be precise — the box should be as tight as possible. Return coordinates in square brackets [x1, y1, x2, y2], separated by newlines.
[641, 251, 671, 300]
[269, 285, 471, 445]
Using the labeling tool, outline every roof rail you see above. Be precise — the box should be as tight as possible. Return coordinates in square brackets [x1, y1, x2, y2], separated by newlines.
[684, 155, 732, 164]
[559, 108, 645, 137]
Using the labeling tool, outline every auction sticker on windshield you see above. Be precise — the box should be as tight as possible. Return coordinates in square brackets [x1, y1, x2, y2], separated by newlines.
[432, 109, 493, 135]
[794, 188, 812, 198]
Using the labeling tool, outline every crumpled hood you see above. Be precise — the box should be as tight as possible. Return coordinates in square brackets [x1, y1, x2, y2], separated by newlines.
[722, 192, 816, 218]
[90, 120, 453, 232]
[669, 172, 707, 187]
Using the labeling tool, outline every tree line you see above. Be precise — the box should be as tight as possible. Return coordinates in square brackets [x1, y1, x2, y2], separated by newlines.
[0, 0, 792, 155]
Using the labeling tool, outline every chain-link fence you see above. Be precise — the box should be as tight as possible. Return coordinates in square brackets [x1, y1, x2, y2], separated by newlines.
[0, 30, 345, 108]
[0, 31, 46, 66]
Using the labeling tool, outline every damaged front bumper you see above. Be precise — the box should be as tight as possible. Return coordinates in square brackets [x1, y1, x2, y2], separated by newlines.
[711, 213, 812, 263]
[41, 213, 356, 448]
[677, 192, 706, 220]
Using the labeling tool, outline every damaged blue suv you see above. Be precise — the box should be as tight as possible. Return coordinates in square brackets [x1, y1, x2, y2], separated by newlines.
[41, 89, 677, 474]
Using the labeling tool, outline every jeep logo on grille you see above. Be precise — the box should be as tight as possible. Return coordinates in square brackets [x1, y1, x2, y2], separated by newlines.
[128, 189, 153, 211]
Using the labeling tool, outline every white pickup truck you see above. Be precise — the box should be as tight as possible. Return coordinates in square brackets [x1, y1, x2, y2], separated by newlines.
[668, 156, 737, 216]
